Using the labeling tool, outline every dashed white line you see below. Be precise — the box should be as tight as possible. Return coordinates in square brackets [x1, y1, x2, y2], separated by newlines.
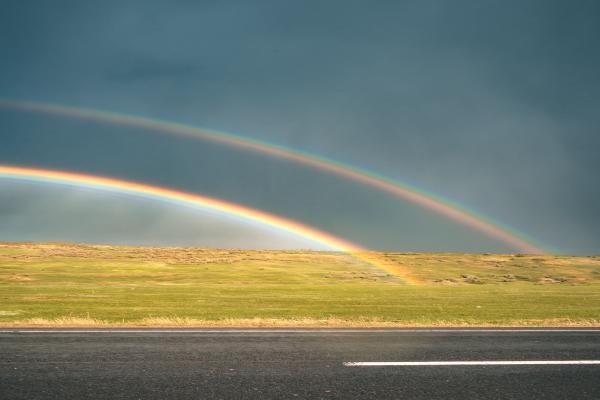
[344, 360, 600, 367]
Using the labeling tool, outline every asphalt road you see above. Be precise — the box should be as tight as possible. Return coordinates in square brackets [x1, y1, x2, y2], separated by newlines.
[1, 329, 599, 399]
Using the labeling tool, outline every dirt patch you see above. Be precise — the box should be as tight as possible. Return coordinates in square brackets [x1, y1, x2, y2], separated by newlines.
[1, 274, 33, 282]
[0, 311, 21, 316]
[538, 276, 569, 284]
[432, 279, 459, 285]
[462, 274, 483, 284]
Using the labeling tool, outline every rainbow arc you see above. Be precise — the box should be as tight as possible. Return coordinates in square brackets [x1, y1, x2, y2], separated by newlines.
[0, 165, 417, 283]
[0, 99, 546, 254]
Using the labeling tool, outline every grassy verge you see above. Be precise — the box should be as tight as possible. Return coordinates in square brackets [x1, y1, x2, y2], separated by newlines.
[2, 317, 600, 328]
[1, 242, 599, 327]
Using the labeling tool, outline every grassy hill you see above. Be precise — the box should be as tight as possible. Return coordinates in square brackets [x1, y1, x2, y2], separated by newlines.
[0, 242, 598, 327]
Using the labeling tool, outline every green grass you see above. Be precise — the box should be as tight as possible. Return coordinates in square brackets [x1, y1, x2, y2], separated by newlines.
[0, 242, 599, 326]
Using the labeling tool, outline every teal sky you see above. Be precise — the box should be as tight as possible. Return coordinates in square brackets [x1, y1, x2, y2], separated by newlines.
[0, 1, 598, 253]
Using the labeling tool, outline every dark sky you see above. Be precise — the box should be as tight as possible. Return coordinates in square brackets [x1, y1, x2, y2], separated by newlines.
[0, 0, 598, 253]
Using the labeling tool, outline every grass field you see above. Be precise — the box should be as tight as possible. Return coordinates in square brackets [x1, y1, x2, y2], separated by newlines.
[0, 242, 599, 327]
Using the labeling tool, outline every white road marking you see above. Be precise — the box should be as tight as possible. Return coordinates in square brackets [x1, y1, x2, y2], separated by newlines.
[344, 360, 600, 367]
[0, 329, 599, 333]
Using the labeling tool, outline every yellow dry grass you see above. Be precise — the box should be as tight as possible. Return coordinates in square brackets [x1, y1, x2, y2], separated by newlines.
[3, 316, 599, 328]
[1, 242, 599, 327]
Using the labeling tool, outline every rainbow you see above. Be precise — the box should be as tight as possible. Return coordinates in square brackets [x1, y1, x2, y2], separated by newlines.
[0, 165, 414, 282]
[0, 99, 546, 254]
[0, 165, 362, 251]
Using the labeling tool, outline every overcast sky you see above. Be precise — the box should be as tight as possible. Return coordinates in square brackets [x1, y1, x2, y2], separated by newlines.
[0, 0, 598, 253]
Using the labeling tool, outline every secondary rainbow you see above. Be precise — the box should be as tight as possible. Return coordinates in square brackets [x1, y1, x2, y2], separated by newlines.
[0, 99, 546, 253]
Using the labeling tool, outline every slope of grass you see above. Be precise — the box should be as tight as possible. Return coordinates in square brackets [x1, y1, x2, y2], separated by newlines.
[0, 242, 598, 327]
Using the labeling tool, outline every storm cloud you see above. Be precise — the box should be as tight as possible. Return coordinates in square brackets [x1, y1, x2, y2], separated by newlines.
[0, 0, 598, 253]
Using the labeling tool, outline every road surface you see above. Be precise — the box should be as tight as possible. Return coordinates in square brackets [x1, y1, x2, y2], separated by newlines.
[1, 329, 599, 399]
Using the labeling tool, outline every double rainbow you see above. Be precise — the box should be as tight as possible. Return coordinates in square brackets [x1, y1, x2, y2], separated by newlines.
[0, 99, 546, 254]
